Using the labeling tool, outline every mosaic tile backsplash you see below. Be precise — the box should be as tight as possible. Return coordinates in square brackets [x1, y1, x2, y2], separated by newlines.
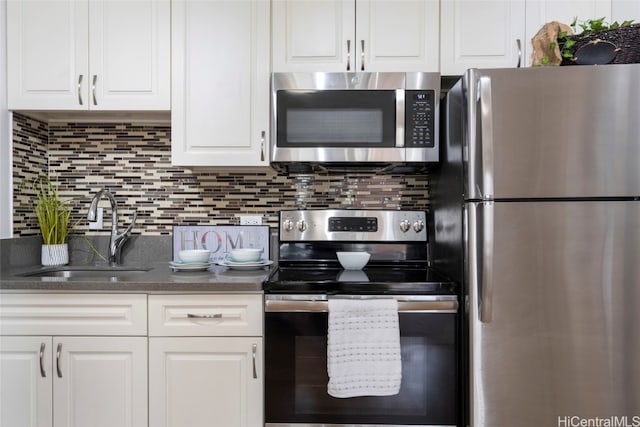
[12, 113, 430, 237]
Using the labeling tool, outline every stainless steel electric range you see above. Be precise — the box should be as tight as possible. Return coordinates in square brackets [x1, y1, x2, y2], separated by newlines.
[264, 209, 460, 427]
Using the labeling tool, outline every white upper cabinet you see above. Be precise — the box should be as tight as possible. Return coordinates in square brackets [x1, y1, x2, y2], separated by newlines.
[171, 0, 270, 166]
[440, 0, 623, 73]
[272, 0, 354, 72]
[524, 0, 612, 66]
[440, 0, 526, 75]
[7, 0, 88, 110]
[88, 0, 170, 110]
[272, 0, 439, 72]
[356, 0, 440, 72]
[611, 0, 640, 22]
[7, 0, 170, 111]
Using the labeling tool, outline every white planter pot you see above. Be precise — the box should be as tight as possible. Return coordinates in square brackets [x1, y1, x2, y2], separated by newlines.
[41, 243, 69, 266]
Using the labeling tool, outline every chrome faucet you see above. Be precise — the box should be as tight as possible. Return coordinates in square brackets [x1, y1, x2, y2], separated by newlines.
[87, 189, 137, 265]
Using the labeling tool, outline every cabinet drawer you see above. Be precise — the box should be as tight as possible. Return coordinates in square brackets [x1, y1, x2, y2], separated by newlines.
[0, 294, 147, 336]
[149, 294, 263, 336]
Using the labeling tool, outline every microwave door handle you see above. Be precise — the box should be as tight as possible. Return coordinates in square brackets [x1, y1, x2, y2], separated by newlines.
[396, 89, 405, 148]
[346, 40, 351, 71]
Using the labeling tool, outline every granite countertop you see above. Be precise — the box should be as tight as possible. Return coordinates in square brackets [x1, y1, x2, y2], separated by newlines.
[0, 261, 271, 293]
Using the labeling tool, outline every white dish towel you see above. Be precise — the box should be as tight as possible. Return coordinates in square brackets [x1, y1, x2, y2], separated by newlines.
[327, 298, 402, 398]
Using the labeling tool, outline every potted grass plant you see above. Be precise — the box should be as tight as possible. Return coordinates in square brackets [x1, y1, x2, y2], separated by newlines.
[35, 177, 73, 266]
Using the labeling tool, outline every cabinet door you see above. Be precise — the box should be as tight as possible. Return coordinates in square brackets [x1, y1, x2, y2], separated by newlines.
[7, 0, 89, 110]
[612, 0, 640, 22]
[149, 337, 263, 427]
[88, 0, 170, 110]
[53, 337, 147, 427]
[525, 0, 612, 66]
[272, 0, 355, 72]
[0, 337, 53, 427]
[356, 0, 440, 72]
[440, 0, 526, 75]
[172, 0, 270, 166]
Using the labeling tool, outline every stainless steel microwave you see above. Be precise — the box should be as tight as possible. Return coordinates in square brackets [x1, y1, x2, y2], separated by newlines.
[271, 72, 440, 173]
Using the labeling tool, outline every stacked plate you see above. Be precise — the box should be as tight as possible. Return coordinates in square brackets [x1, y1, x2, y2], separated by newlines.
[216, 248, 273, 270]
[169, 260, 212, 272]
[216, 259, 273, 271]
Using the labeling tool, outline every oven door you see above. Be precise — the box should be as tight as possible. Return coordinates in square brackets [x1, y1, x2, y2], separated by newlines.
[264, 294, 459, 427]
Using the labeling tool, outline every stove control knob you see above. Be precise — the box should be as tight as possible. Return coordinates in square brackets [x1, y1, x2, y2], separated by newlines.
[413, 220, 425, 233]
[282, 219, 294, 232]
[400, 219, 411, 233]
[297, 220, 308, 232]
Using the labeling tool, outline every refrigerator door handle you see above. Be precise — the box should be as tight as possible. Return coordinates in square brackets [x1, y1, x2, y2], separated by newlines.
[478, 75, 495, 200]
[470, 202, 494, 323]
[467, 71, 495, 200]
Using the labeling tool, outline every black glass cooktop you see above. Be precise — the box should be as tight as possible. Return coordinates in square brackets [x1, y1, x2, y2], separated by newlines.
[264, 264, 457, 295]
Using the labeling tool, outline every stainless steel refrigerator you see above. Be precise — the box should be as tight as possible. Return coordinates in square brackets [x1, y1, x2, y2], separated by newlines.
[430, 64, 640, 427]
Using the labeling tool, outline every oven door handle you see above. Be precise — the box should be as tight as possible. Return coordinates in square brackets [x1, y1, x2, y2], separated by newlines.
[265, 296, 458, 314]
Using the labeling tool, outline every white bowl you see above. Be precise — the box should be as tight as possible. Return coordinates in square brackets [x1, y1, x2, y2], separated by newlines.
[337, 251, 370, 270]
[179, 249, 211, 264]
[229, 248, 263, 263]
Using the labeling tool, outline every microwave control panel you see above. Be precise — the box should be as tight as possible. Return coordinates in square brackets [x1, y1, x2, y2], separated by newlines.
[405, 90, 435, 148]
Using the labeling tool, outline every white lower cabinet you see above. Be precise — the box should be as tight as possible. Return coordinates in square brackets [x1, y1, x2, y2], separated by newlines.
[0, 293, 264, 427]
[148, 294, 264, 427]
[0, 336, 52, 427]
[149, 337, 263, 427]
[0, 294, 148, 427]
[52, 337, 147, 427]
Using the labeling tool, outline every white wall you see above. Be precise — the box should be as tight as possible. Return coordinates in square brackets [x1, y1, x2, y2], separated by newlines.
[0, 0, 12, 238]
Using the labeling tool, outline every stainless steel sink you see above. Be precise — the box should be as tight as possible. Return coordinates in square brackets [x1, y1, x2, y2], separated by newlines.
[21, 265, 152, 280]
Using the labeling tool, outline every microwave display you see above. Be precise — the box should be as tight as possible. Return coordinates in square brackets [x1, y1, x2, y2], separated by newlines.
[277, 90, 397, 147]
[406, 90, 435, 148]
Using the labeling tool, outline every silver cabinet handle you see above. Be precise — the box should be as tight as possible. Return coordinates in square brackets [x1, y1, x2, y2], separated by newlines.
[251, 344, 257, 379]
[92, 75, 98, 105]
[56, 343, 62, 378]
[187, 313, 222, 319]
[260, 130, 266, 161]
[39, 343, 46, 378]
[346, 40, 351, 71]
[360, 39, 365, 71]
[78, 75, 84, 105]
[516, 38, 522, 68]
